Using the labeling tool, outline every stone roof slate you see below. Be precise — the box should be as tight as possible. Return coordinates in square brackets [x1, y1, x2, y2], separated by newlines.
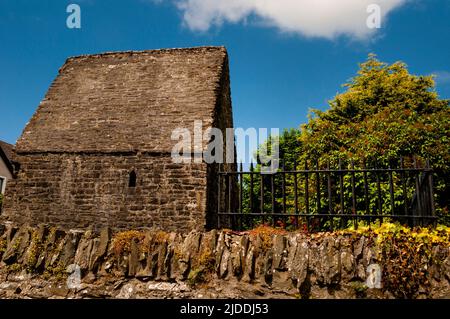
[16, 46, 228, 153]
[0, 141, 14, 162]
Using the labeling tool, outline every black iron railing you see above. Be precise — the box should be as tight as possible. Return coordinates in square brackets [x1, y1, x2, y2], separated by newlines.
[217, 158, 436, 231]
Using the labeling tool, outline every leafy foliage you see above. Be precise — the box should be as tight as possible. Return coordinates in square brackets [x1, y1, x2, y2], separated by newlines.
[112, 230, 146, 256]
[300, 54, 449, 222]
[343, 221, 450, 298]
[241, 54, 449, 228]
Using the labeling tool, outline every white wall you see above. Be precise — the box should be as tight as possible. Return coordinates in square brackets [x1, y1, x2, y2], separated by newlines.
[0, 156, 12, 194]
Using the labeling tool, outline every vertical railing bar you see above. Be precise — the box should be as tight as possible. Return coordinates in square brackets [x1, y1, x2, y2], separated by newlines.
[388, 162, 395, 218]
[271, 170, 275, 227]
[250, 163, 254, 213]
[376, 161, 383, 225]
[217, 163, 222, 229]
[294, 158, 298, 215]
[363, 159, 370, 220]
[227, 168, 232, 227]
[327, 161, 333, 231]
[413, 156, 422, 227]
[305, 160, 310, 232]
[426, 158, 436, 226]
[293, 159, 298, 230]
[316, 160, 321, 218]
[227, 173, 231, 213]
[339, 158, 345, 228]
[260, 170, 265, 225]
[250, 162, 254, 229]
[282, 160, 287, 217]
[239, 162, 243, 230]
[305, 160, 310, 215]
[400, 157, 408, 217]
[315, 159, 321, 232]
[351, 159, 357, 229]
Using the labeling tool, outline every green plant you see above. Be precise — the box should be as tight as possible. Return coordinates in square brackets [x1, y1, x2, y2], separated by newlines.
[153, 230, 170, 245]
[247, 225, 287, 252]
[197, 249, 216, 272]
[187, 267, 206, 287]
[43, 261, 67, 281]
[7, 263, 22, 273]
[0, 238, 6, 255]
[187, 247, 217, 287]
[343, 221, 450, 298]
[112, 230, 147, 256]
[350, 281, 368, 298]
[25, 229, 44, 273]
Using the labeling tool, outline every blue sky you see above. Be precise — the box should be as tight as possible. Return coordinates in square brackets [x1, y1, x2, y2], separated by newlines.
[0, 0, 449, 163]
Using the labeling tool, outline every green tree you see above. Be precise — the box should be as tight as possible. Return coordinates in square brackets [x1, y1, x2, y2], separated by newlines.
[300, 54, 449, 168]
[300, 54, 449, 222]
[242, 54, 449, 228]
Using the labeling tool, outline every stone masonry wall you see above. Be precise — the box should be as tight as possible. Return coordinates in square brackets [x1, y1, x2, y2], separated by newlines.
[2, 154, 208, 233]
[207, 54, 237, 230]
[0, 223, 448, 299]
[3, 48, 236, 234]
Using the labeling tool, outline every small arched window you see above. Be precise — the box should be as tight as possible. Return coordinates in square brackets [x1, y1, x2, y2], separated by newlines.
[128, 170, 137, 188]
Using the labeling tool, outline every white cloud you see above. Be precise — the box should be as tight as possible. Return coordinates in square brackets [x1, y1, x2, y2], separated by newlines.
[168, 0, 409, 39]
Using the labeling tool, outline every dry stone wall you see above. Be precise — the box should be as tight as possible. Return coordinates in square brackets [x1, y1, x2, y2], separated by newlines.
[0, 223, 449, 299]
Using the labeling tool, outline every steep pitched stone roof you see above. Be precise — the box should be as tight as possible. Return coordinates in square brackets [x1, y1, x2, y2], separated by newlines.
[0, 141, 14, 162]
[0, 140, 15, 175]
[16, 46, 229, 153]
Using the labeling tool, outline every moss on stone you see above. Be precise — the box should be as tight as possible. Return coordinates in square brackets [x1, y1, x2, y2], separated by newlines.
[7, 263, 23, 273]
[112, 230, 147, 256]
[25, 229, 44, 273]
[0, 238, 6, 255]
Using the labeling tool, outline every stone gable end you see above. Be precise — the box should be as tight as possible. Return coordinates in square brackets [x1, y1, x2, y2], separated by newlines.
[1, 46, 235, 233]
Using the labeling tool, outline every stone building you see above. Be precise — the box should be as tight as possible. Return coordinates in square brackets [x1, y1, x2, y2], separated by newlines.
[2, 46, 234, 232]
